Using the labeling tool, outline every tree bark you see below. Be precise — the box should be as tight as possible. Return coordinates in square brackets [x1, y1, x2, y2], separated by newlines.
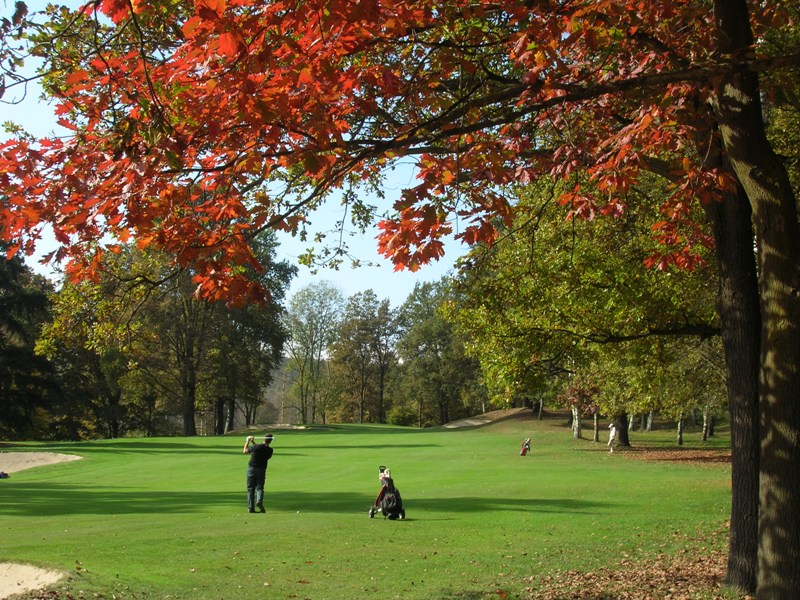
[701, 127, 761, 596]
[225, 396, 235, 433]
[214, 396, 226, 435]
[571, 406, 581, 439]
[181, 370, 197, 436]
[714, 2, 800, 595]
[617, 412, 630, 447]
[439, 397, 449, 426]
[142, 392, 156, 438]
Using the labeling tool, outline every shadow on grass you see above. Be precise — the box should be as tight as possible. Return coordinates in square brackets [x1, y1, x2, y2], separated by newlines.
[42, 439, 441, 455]
[1, 483, 609, 517]
[49, 441, 260, 454]
[267, 425, 434, 435]
[403, 495, 609, 516]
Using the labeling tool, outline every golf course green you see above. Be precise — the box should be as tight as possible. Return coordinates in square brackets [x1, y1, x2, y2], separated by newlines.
[0, 411, 733, 599]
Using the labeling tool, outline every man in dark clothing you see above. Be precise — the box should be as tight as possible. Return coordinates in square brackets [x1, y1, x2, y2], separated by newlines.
[242, 433, 274, 513]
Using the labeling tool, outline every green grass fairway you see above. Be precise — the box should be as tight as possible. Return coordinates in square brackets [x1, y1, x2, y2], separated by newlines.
[0, 413, 732, 599]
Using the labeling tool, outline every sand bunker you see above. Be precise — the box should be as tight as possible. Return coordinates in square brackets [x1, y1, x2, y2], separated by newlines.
[0, 451, 81, 597]
[0, 451, 82, 474]
[0, 562, 65, 599]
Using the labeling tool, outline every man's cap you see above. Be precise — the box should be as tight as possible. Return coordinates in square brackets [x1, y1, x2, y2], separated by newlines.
[264, 433, 274, 440]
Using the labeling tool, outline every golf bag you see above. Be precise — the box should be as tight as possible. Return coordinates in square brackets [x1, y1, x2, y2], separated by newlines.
[520, 438, 531, 456]
[379, 477, 405, 520]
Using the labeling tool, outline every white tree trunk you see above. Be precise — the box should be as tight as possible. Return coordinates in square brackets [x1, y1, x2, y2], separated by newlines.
[571, 406, 582, 439]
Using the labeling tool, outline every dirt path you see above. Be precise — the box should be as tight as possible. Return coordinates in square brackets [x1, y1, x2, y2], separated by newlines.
[443, 407, 532, 428]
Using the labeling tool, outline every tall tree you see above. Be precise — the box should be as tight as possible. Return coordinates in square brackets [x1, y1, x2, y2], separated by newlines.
[371, 296, 397, 424]
[396, 281, 486, 427]
[328, 290, 394, 423]
[206, 233, 296, 432]
[39, 248, 215, 437]
[37, 276, 141, 439]
[2, 2, 799, 592]
[284, 281, 343, 424]
[136, 268, 213, 436]
[712, 5, 800, 595]
[0, 248, 55, 438]
[38, 241, 294, 437]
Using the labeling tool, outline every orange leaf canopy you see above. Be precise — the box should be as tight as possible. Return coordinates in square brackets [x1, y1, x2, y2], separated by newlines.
[0, 0, 787, 302]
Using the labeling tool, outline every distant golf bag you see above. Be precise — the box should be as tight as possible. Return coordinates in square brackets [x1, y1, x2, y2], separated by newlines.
[379, 476, 405, 520]
[520, 438, 531, 456]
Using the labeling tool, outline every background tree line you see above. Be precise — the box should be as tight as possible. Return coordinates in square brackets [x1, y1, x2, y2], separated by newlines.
[2, 185, 727, 441]
[1, 233, 295, 439]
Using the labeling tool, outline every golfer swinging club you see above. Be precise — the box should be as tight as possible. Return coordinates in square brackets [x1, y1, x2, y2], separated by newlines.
[242, 433, 274, 513]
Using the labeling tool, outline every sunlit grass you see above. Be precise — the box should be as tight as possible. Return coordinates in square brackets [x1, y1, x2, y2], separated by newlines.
[0, 412, 731, 599]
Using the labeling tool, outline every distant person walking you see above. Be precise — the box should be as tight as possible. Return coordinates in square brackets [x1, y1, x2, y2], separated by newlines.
[608, 423, 617, 453]
[243, 433, 274, 513]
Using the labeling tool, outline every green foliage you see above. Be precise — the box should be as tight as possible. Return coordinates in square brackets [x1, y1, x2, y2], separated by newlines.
[328, 289, 397, 423]
[0, 250, 57, 439]
[0, 418, 732, 599]
[447, 178, 721, 419]
[762, 8, 800, 193]
[35, 236, 295, 438]
[386, 401, 418, 426]
[284, 281, 345, 423]
[392, 281, 487, 426]
[205, 233, 296, 430]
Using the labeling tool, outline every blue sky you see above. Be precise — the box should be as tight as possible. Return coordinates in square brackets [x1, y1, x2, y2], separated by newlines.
[2, 55, 462, 307]
[275, 199, 461, 306]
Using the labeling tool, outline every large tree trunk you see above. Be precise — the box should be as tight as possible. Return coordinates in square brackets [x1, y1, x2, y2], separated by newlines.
[181, 352, 198, 436]
[106, 390, 122, 439]
[714, 2, 800, 596]
[702, 411, 709, 443]
[379, 366, 387, 423]
[225, 396, 236, 433]
[214, 396, 226, 435]
[143, 392, 157, 438]
[617, 412, 630, 448]
[439, 398, 449, 426]
[182, 377, 197, 436]
[704, 182, 761, 592]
